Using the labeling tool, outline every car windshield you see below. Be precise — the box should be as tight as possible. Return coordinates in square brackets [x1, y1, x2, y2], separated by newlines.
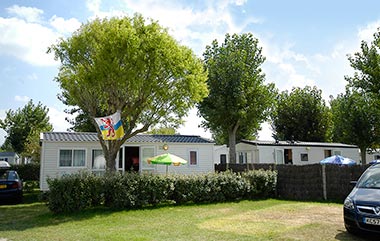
[357, 165, 380, 189]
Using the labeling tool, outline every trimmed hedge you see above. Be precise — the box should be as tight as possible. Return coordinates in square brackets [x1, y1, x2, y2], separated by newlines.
[46, 169, 277, 214]
[11, 163, 40, 181]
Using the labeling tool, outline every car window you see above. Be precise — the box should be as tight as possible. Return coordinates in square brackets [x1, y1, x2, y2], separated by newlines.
[0, 170, 19, 180]
[0, 170, 8, 180]
[357, 166, 380, 188]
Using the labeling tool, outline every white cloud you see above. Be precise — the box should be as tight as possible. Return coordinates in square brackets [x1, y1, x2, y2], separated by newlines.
[178, 108, 211, 138]
[0, 17, 59, 66]
[357, 21, 380, 44]
[14, 95, 30, 102]
[48, 107, 72, 132]
[49, 15, 82, 34]
[6, 5, 44, 23]
[98, 0, 261, 56]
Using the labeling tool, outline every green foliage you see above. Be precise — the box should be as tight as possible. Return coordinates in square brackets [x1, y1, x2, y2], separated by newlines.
[47, 171, 103, 213]
[146, 126, 178, 135]
[46, 170, 277, 214]
[199, 33, 275, 162]
[242, 169, 277, 198]
[49, 14, 208, 171]
[271, 86, 331, 142]
[11, 163, 40, 181]
[0, 100, 52, 162]
[344, 28, 380, 163]
[346, 30, 380, 96]
[330, 90, 380, 164]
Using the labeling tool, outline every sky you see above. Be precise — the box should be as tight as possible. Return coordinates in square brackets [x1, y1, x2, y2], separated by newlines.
[1, 0, 380, 145]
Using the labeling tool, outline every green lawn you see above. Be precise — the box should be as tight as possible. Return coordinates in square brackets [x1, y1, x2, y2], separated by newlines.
[0, 198, 374, 241]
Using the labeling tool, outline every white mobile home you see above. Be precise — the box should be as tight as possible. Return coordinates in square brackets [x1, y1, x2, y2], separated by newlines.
[213, 145, 229, 164]
[0, 152, 20, 165]
[235, 140, 360, 165]
[40, 132, 215, 191]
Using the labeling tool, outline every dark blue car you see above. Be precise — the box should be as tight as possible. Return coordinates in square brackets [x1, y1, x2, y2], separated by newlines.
[344, 163, 380, 234]
[0, 162, 23, 203]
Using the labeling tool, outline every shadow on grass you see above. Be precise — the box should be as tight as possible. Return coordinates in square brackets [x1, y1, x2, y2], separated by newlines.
[335, 230, 380, 241]
[0, 201, 119, 232]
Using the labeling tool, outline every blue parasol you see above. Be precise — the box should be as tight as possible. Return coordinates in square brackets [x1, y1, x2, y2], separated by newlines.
[320, 155, 356, 166]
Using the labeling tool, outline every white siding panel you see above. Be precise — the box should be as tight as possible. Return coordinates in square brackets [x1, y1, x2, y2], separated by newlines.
[40, 141, 102, 191]
[41, 140, 215, 190]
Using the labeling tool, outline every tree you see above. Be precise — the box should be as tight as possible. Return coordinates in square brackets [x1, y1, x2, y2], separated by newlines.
[49, 14, 208, 172]
[146, 127, 178, 135]
[0, 100, 53, 162]
[346, 29, 380, 96]
[330, 90, 380, 164]
[271, 86, 331, 142]
[345, 28, 380, 164]
[198, 33, 275, 164]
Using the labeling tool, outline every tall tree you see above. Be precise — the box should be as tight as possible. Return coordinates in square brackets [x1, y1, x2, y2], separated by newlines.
[0, 100, 53, 162]
[49, 14, 208, 172]
[198, 33, 275, 164]
[345, 28, 380, 163]
[346, 30, 380, 95]
[330, 90, 380, 164]
[271, 86, 331, 142]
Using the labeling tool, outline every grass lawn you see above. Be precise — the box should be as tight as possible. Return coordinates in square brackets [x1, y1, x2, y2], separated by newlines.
[0, 198, 377, 241]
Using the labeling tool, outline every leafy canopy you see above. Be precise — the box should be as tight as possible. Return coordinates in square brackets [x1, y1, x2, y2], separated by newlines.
[199, 33, 275, 163]
[0, 100, 53, 162]
[330, 90, 380, 164]
[49, 14, 208, 171]
[271, 86, 331, 142]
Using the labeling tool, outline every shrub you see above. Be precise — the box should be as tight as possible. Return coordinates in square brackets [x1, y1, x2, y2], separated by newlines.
[47, 171, 103, 213]
[11, 163, 40, 181]
[46, 169, 277, 214]
[242, 169, 277, 199]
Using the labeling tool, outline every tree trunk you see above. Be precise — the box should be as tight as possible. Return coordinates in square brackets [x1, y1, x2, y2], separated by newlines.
[100, 140, 119, 173]
[228, 122, 239, 164]
[360, 146, 367, 165]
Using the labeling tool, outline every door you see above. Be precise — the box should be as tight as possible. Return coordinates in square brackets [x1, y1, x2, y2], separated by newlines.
[124, 146, 140, 172]
[140, 146, 155, 174]
[275, 149, 284, 164]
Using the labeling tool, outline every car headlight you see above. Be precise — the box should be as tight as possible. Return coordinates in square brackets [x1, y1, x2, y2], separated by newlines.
[344, 197, 355, 210]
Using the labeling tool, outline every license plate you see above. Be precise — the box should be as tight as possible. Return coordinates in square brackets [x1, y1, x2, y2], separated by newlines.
[364, 218, 380, 225]
[0, 184, 6, 189]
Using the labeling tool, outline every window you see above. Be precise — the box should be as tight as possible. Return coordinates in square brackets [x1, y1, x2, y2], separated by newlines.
[301, 153, 309, 162]
[92, 149, 106, 170]
[238, 152, 248, 164]
[59, 149, 85, 167]
[333, 150, 341, 156]
[189, 150, 198, 165]
[220, 154, 227, 164]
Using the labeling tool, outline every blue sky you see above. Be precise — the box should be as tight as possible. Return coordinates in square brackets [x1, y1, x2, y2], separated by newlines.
[1, 0, 380, 144]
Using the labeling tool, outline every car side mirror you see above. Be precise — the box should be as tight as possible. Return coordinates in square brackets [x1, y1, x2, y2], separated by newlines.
[350, 181, 357, 186]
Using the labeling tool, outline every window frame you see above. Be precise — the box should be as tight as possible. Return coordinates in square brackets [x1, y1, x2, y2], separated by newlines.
[58, 149, 86, 168]
[300, 153, 309, 162]
[188, 149, 198, 166]
[92, 149, 106, 171]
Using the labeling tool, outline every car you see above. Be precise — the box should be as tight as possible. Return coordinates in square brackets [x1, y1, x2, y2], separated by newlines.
[0, 161, 23, 203]
[344, 163, 380, 234]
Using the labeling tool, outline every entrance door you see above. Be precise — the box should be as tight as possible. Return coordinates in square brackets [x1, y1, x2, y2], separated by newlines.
[284, 149, 293, 164]
[124, 146, 139, 172]
[140, 146, 155, 174]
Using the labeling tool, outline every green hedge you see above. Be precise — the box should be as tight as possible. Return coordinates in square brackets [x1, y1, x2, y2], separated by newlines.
[46, 169, 277, 214]
[11, 163, 40, 181]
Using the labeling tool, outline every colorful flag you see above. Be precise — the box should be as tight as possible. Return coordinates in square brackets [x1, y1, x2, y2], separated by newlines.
[94, 111, 125, 140]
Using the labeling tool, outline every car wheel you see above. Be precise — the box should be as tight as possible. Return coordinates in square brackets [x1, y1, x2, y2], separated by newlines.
[345, 223, 360, 235]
